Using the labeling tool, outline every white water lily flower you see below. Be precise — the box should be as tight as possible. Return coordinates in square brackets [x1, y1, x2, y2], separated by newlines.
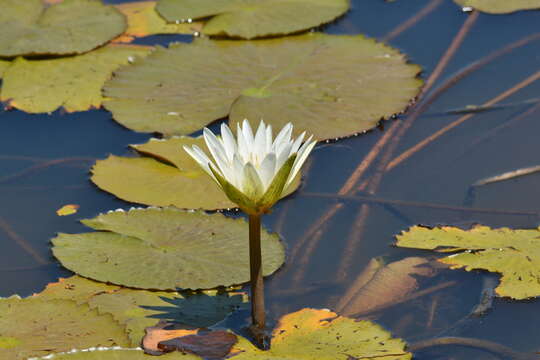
[184, 120, 316, 214]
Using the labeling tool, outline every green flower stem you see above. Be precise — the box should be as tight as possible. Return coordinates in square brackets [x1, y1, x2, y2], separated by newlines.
[248, 214, 266, 331]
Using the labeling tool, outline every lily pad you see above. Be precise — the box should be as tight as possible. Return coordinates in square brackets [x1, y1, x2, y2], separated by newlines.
[156, 0, 349, 39]
[0, 297, 130, 360]
[0, 0, 126, 57]
[230, 308, 411, 359]
[52, 207, 285, 290]
[91, 137, 300, 210]
[103, 33, 422, 140]
[454, 0, 540, 13]
[0, 44, 152, 113]
[35, 275, 121, 304]
[29, 348, 200, 360]
[35, 276, 245, 346]
[0, 60, 9, 77]
[396, 225, 540, 300]
[114, 1, 203, 43]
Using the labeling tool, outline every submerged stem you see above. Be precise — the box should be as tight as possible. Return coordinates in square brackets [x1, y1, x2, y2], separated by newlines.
[248, 214, 268, 349]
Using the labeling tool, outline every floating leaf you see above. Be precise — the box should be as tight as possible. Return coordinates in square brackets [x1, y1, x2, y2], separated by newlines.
[454, 0, 540, 13]
[159, 330, 238, 358]
[52, 207, 285, 290]
[35, 275, 120, 304]
[336, 257, 436, 317]
[29, 348, 200, 359]
[143, 323, 197, 353]
[0, 44, 152, 113]
[396, 225, 540, 300]
[0, 0, 126, 57]
[114, 1, 203, 43]
[156, 0, 349, 39]
[35, 276, 245, 346]
[230, 308, 411, 359]
[103, 33, 422, 140]
[57, 204, 80, 216]
[0, 60, 9, 78]
[0, 297, 130, 360]
[91, 137, 300, 210]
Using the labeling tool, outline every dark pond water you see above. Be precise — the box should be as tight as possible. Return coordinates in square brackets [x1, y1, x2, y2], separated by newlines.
[1, 0, 540, 358]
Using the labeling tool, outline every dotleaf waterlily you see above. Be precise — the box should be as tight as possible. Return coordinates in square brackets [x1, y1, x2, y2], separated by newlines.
[184, 119, 316, 215]
[184, 119, 316, 349]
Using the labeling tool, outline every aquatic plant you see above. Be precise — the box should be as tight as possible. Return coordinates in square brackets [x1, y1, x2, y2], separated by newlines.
[184, 120, 316, 347]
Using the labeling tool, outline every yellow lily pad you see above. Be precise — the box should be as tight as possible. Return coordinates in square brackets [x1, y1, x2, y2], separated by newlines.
[0, 44, 152, 113]
[103, 33, 422, 140]
[0, 297, 130, 360]
[0, 0, 126, 57]
[0, 60, 9, 77]
[156, 0, 349, 39]
[231, 308, 411, 359]
[454, 0, 540, 13]
[114, 1, 203, 43]
[35, 276, 246, 346]
[28, 349, 200, 360]
[56, 204, 80, 216]
[396, 225, 540, 300]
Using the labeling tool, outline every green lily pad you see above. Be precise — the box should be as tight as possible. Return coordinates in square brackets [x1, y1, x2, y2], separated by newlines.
[0, 60, 9, 77]
[396, 225, 540, 300]
[0, 297, 130, 360]
[114, 1, 203, 43]
[454, 0, 540, 13]
[0, 0, 127, 57]
[0, 44, 152, 113]
[91, 136, 300, 210]
[35, 276, 246, 346]
[28, 349, 200, 359]
[52, 207, 285, 290]
[88, 287, 245, 345]
[231, 308, 411, 359]
[103, 33, 422, 140]
[156, 0, 349, 39]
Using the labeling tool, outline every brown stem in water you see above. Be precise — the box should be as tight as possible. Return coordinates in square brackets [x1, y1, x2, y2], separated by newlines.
[0, 216, 48, 265]
[248, 214, 268, 349]
[0, 157, 95, 183]
[382, 0, 444, 42]
[387, 69, 540, 171]
[408, 337, 538, 360]
[464, 101, 540, 154]
[291, 12, 480, 283]
[302, 192, 540, 216]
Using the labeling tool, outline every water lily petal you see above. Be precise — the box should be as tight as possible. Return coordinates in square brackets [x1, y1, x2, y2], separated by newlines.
[286, 136, 316, 189]
[241, 119, 255, 152]
[275, 142, 293, 170]
[258, 152, 277, 189]
[253, 120, 267, 160]
[183, 145, 217, 181]
[265, 124, 273, 153]
[220, 123, 237, 162]
[290, 131, 306, 154]
[209, 164, 256, 212]
[273, 122, 293, 153]
[204, 128, 235, 181]
[242, 162, 265, 200]
[259, 154, 297, 210]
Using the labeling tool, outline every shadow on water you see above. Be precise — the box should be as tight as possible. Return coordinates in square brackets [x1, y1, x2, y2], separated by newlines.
[1, 0, 539, 358]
